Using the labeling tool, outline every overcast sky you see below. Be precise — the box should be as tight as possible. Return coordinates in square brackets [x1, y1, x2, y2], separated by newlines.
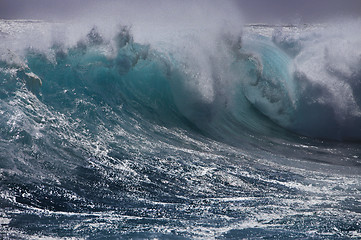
[236, 0, 361, 23]
[0, 0, 360, 23]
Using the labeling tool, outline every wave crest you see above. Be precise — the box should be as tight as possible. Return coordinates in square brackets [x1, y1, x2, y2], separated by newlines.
[1, 20, 361, 142]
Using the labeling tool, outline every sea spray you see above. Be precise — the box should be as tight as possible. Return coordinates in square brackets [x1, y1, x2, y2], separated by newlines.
[0, 7, 360, 240]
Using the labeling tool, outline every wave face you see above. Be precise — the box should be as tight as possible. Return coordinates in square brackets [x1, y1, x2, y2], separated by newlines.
[0, 19, 361, 239]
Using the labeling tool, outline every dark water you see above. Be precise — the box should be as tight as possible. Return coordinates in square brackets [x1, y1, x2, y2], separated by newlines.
[0, 19, 360, 239]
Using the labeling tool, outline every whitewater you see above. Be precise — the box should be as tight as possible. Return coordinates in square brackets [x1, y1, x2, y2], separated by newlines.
[0, 2, 360, 239]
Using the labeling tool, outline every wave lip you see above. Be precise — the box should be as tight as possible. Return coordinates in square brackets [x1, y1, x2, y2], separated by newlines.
[239, 23, 361, 141]
[285, 23, 361, 140]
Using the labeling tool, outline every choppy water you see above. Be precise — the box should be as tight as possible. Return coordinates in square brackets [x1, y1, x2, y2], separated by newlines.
[0, 18, 360, 239]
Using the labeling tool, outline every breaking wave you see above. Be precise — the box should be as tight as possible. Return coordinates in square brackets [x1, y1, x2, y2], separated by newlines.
[0, 15, 360, 239]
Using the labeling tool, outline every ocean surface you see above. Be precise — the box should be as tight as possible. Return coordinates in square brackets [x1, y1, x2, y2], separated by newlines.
[0, 18, 360, 239]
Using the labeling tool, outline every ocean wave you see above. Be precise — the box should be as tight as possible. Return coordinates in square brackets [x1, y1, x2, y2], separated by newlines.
[2, 18, 361, 142]
[0, 18, 360, 239]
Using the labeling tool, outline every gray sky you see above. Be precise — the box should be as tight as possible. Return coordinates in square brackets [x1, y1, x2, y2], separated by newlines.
[236, 0, 361, 23]
[0, 0, 360, 23]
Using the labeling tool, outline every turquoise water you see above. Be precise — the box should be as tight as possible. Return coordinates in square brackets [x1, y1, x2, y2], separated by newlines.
[0, 21, 360, 239]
